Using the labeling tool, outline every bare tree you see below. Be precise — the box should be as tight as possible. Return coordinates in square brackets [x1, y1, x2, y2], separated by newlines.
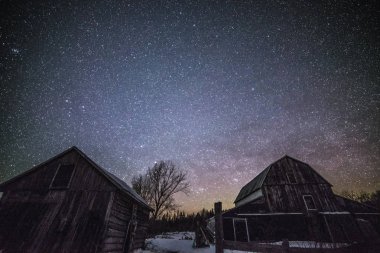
[132, 161, 190, 220]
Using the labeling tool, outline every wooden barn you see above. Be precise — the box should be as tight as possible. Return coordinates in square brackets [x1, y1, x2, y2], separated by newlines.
[220, 155, 380, 244]
[0, 146, 153, 253]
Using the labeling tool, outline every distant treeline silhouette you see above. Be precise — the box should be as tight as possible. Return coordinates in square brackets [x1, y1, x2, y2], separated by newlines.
[339, 189, 380, 209]
[148, 208, 214, 235]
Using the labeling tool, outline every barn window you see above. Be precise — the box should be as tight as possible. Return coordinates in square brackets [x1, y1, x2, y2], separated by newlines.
[50, 164, 75, 189]
[286, 170, 297, 184]
[233, 218, 250, 242]
[223, 218, 234, 241]
[303, 195, 317, 210]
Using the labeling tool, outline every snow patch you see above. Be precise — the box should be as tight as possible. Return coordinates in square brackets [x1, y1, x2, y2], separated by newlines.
[135, 232, 351, 253]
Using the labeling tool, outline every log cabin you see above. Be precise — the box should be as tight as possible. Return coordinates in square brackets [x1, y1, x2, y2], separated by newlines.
[0, 146, 153, 253]
[221, 155, 380, 244]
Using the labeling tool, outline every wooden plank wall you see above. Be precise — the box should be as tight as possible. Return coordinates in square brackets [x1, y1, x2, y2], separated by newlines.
[262, 184, 340, 212]
[263, 157, 340, 212]
[0, 190, 114, 252]
[132, 207, 150, 250]
[41, 191, 112, 253]
[102, 192, 132, 253]
[102, 191, 150, 253]
[0, 150, 151, 253]
[0, 150, 116, 253]
[1, 150, 115, 192]
[223, 240, 378, 253]
[216, 203, 377, 253]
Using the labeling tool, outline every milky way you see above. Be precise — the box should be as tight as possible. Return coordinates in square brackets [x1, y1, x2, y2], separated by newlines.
[1, 0, 379, 212]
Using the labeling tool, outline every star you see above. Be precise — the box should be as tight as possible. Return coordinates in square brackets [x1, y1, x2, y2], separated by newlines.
[0, 0, 379, 213]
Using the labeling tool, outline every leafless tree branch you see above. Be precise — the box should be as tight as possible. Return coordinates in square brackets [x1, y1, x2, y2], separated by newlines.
[132, 160, 190, 220]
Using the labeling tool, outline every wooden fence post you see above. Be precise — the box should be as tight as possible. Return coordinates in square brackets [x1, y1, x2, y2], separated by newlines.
[282, 239, 289, 253]
[215, 202, 223, 253]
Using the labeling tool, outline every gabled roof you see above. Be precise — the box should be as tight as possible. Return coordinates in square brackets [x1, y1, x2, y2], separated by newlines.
[0, 146, 153, 211]
[234, 165, 270, 204]
[234, 155, 331, 204]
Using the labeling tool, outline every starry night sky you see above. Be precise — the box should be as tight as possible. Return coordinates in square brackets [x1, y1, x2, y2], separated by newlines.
[1, 0, 379, 212]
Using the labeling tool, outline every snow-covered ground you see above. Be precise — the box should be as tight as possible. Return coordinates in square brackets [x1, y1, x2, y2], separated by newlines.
[138, 232, 255, 253]
[139, 232, 213, 253]
[136, 232, 351, 253]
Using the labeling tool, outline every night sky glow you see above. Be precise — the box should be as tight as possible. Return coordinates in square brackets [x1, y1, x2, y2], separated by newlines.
[1, 0, 379, 212]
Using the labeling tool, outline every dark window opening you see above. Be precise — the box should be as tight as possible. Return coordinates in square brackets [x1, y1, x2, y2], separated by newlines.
[223, 218, 234, 241]
[286, 170, 297, 184]
[303, 195, 316, 210]
[50, 164, 75, 189]
[234, 219, 249, 242]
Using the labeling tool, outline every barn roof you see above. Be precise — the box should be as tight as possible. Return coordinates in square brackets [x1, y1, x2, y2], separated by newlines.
[0, 146, 153, 211]
[234, 165, 270, 204]
[234, 155, 331, 204]
[73, 147, 153, 210]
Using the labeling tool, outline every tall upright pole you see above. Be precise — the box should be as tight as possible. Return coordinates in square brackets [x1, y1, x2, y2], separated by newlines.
[215, 202, 223, 253]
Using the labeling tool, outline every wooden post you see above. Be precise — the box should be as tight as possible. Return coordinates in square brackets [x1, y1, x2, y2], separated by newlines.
[195, 221, 202, 247]
[215, 202, 223, 253]
[282, 239, 289, 253]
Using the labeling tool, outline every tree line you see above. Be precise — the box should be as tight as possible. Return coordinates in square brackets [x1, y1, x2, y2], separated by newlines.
[148, 208, 215, 235]
[339, 189, 380, 209]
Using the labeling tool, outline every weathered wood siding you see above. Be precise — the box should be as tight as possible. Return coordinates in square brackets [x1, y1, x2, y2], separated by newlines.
[265, 157, 329, 186]
[0, 149, 149, 253]
[37, 191, 113, 253]
[102, 191, 150, 253]
[262, 157, 340, 212]
[1, 150, 115, 192]
[133, 206, 150, 250]
[262, 184, 340, 212]
[224, 156, 375, 244]
[103, 192, 132, 253]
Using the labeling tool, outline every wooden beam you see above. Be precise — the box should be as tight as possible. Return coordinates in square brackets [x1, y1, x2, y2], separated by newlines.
[215, 202, 223, 253]
[223, 240, 283, 253]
